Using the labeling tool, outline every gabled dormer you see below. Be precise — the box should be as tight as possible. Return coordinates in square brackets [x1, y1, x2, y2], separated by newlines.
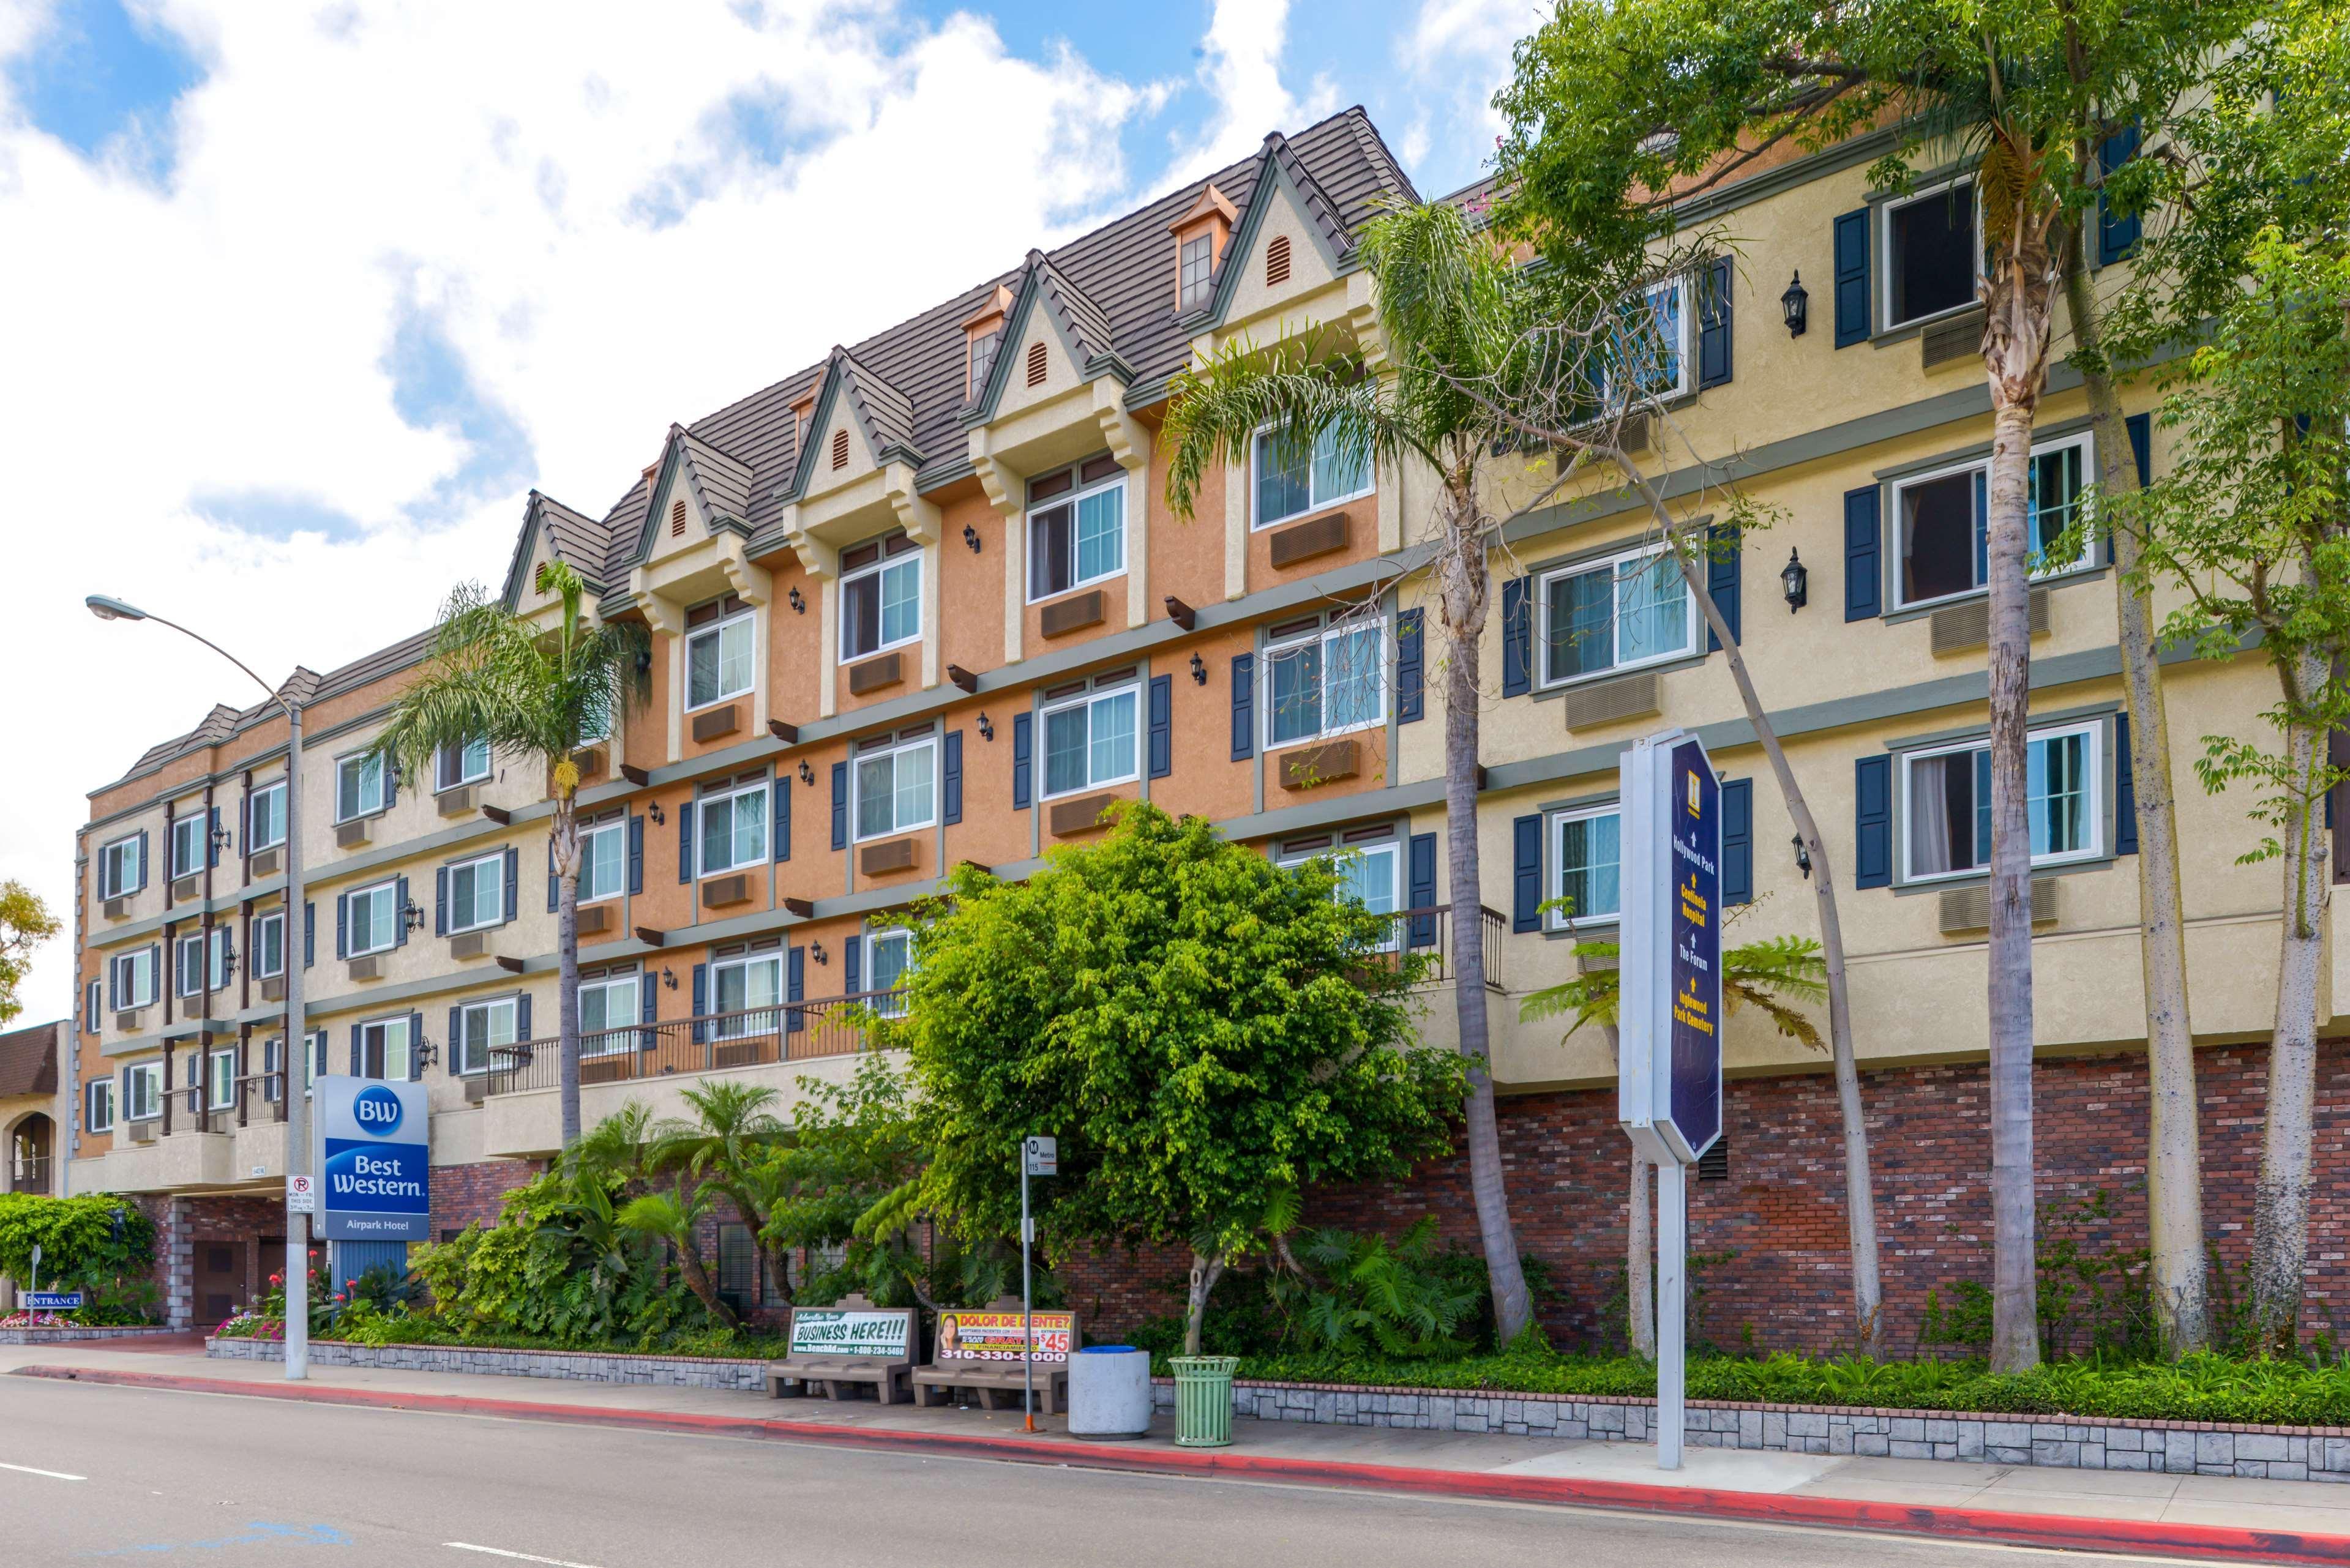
[1184, 131, 1366, 346]
[962, 284, 1014, 405]
[1170, 182, 1237, 313]
[634, 422, 756, 570]
[501, 490, 612, 618]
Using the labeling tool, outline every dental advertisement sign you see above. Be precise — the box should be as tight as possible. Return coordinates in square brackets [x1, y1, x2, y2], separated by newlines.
[311, 1077, 432, 1242]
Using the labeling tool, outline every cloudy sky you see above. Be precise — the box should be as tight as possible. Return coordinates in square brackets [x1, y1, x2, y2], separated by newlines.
[0, 0, 1535, 1021]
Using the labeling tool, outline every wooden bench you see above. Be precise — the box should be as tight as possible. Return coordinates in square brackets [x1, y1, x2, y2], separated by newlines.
[912, 1297, 1080, 1417]
[766, 1296, 916, 1404]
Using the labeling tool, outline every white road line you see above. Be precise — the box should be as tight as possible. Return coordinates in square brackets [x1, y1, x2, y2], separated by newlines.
[0, 1462, 86, 1480]
[444, 1544, 604, 1568]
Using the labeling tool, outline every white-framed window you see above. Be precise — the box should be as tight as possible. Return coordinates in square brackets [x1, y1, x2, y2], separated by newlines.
[206, 927, 231, 991]
[686, 609, 755, 711]
[452, 997, 518, 1077]
[578, 688, 613, 746]
[170, 811, 208, 877]
[864, 928, 912, 1015]
[99, 833, 144, 898]
[357, 1015, 412, 1080]
[579, 972, 641, 1053]
[1264, 620, 1385, 749]
[1891, 431, 2095, 609]
[1027, 464, 1126, 601]
[247, 780, 287, 851]
[111, 947, 156, 1010]
[1882, 176, 1981, 331]
[174, 932, 206, 998]
[710, 952, 780, 1039]
[1548, 805, 1623, 928]
[967, 326, 1001, 399]
[1604, 277, 1694, 403]
[1540, 545, 1696, 687]
[270, 1031, 327, 1099]
[579, 819, 626, 903]
[855, 734, 937, 842]
[1281, 840, 1402, 948]
[252, 910, 285, 979]
[124, 1061, 162, 1122]
[336, 751, 384, 822]
[207, 1048, 238, 1108]
[438, 734, 491, 791]
[1041, 686, 1139, 799]
[1901, 720, 2102, 883]
[1179, 231, 1214, 309]
[840, 540, 922, 661]
[1252, 422, 1372, 530]
[345, 879, 399, 957]
[697, 779, 768, 875]
[446, 851, 505, 934]
[85, 1076, 114, 1134]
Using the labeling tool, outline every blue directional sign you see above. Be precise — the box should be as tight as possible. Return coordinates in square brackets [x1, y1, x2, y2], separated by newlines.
[312, 1077, 431, 1242]
[1617, 729, 1725, 1167]
[1666, 738, 1723, 1160]
[24, 1291, 84, 1311]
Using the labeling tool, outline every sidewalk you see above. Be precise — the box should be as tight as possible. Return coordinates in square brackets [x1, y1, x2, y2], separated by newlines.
[8, 1337, 2350, 1564]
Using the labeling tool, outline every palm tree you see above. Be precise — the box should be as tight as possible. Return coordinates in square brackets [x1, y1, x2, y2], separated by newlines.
[1162, 201, 1557, 1343]
[618, 1185, 736, 1327]
[373, 561, 649, 1149]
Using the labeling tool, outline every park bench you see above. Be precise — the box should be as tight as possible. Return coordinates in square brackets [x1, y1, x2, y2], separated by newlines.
[766, 1296, 916, 1404]
[911, 1297, 1079, 1417]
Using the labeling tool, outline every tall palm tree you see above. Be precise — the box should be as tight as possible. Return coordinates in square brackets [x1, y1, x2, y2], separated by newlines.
[373, 561, 650, 1148]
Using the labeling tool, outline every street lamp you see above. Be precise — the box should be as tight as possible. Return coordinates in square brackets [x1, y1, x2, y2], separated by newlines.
[88, 594, 311, 1382]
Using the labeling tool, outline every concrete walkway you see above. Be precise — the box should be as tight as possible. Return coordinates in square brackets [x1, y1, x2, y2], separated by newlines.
[7, 1337, 2349, 1561]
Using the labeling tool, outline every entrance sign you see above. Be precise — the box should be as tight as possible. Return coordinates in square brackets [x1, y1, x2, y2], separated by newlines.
[310, 1077, 430, 1242]
[24, 1291, 84, 1312]
[788, 1307, 911, 1359]
[1615, 728, 1724, 1473]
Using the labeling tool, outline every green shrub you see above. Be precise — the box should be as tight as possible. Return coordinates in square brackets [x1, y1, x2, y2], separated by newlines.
[0, 1193, 156, 1322]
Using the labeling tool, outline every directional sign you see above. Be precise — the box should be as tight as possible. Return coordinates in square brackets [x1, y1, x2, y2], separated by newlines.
[24, 1291, 84, 1312]
[1617, 729, 1724, 1167]
[311, 1077, 430, 1241]
[1666, 738, 1724, 1161]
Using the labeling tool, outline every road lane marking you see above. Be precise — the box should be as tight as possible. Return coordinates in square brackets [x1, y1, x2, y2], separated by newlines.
[0, 1461, 85, 1480]
[445, 1545, 604, 1568]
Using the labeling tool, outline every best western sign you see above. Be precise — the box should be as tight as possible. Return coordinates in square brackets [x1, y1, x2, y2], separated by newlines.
[311, 1077, 431, 1242]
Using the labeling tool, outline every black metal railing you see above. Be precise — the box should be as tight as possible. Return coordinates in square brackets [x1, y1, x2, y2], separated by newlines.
[1381, 905, 1507, 991]
[164, 1072, 288, 1133]
[482, 990, 902, 1097]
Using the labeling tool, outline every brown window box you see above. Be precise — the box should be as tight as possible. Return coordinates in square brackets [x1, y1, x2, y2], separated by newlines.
[260, 978, 285, 1003]
[1047, 792, 1119, 837]
[347, 956, 381, 981]
[1039, 589, 1106, 638]
[1927, 589, 2049, 656]
[859, 837, 919, 877]
[1939, 877, 2060, 934]
[571, 746, 607, 781]
[114, 1010, 143, 1034]
[1562, 671, 1663, 732]
[334, 819, 370, 849]
[103, 897, 129, 920]
[1921, 307, 1987, 370]
[702, 872, 753, 908]
[575, 905, 612, 936]
[1279, 738, 1361, 792]
[249, 848, 281, 878]
[690, 704, 741, 744]
[449, 932, 487, 960]
[171, 875, 201, 903]
[1268, 508, 1350, 569]
[848, 651, 904, 695]
[713, 1039, 771, 1069]
[435, 785, 477, 816]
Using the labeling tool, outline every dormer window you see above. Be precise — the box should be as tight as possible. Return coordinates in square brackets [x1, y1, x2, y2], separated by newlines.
[1180, 233, 1213, 310]
[1169, 182, 1237, 312]
[968, 327, 1000, 399]
[962, 283, 1015, 403]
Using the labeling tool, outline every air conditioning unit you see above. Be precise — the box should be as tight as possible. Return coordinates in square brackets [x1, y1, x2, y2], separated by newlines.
[128, 1121, 156, 1144]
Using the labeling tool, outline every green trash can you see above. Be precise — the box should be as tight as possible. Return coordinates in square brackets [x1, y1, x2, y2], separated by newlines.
[1170, 1355, 1240, 1447]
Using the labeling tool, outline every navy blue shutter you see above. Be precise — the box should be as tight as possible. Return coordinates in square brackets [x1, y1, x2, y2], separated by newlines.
[108, 958, 118, 1012]
[409, 1010, 424, 1080]
[773, 780, 790, 862]
[1230, 655, 1255, 759]
[1705, 523, 1742, 651]
[516, 993, 532, 1041]
[545, 842, 557, 913]
[690, 965, 708, 1044]
[1395, 608, 1424, 723]
[629, 814, 645, 890]
[447, 1007, 460, 1073]
[1407, 831, 1437, 948]
[2127, 413, 2151, 487]
[2114, 712, 2139, 856]
[943, 731, 964, 825]
[2097, 123, 2143, 266]
[435, 867, 449, 937]
[845, 934, 863, 996]
[830, 763, 849, 849]
[1696, 255, 1734, 389]
[1012, 713, 1034, 808]
[1843, 485, 1882, 621]
[1511, 813, 1543, 933]
[1148, 675, 1173, 777]
[1854, 755, 1893, 889]
[1833, 207, 1871, 347]
[1721, 778, 1754, 905]
[209, 807, 222, 867]
[503, 847, 518, 924]
[678, 801, 695, 883]
[639, 978, 655, 1028]
[394, 875, 410, 947]
[348, 1023, 361, 1076]
[335, 893, 348, 960]
[136, 829, 148, 890]
[1501, 578, 1532, 696]
[303, 902, 314, 969]
[383, 762, 397, 810]
[787, 946, 805, 1034]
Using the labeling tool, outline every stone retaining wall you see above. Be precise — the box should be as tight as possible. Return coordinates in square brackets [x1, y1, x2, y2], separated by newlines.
[1150, 1379, 2350, 1484]
[205, 1335, 768, 1392]
[0, 1325, 179, 1345]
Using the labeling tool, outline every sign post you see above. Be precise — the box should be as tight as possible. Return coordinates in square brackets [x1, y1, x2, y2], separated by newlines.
[310, 1077, 431, 1246]
[1617, 728, 1723, 1471]
[1020, 1135, 1057, 1432]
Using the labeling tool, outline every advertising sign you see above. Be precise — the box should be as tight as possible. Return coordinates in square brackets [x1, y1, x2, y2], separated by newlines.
[934, 1309, 1074, 1364]
[311, 1077, 432, 1242]
[24, 1291, 84, 1311]
[787, 1308, 911, 1359]
[1617, 730, 1724, 1167]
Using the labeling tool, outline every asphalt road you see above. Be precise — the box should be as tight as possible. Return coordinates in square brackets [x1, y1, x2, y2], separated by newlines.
[0, 1377, 2196, 1567]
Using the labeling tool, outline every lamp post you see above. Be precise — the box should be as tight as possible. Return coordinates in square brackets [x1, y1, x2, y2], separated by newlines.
[88, 594, 310, 1381]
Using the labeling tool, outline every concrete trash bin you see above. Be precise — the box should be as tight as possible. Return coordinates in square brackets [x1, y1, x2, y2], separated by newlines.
[1067, 1345, 1152, 1439]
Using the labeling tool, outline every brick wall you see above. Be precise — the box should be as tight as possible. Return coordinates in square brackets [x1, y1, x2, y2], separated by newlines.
[430, 1159, 544, 1239]
[1058, 1042, 2349, 1354]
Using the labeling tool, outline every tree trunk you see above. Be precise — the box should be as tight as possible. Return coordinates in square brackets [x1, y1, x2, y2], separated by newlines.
[1627, 1145, 1655, 1361]
[1437, 469, 1534, 1348]
[1183, 1249, 1227, 1357]
[2062, 254, 2207, 1355]
[2252, 651, 2331, 1354]
[673, 1237, 738, 1328]
[553, 798, 583, 1149]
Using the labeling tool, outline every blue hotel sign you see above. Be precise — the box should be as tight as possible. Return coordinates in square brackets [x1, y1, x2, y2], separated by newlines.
[312, 1077, 431, 1242]
[1618, 730, 1724, 1166]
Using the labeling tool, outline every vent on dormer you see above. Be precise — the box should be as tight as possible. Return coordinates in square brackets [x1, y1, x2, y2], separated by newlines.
[1267, 234, 1292, 288]
[831, 427, 850, 470]
[670, 499, 686, 537]
[1026, 340, 1048, 388]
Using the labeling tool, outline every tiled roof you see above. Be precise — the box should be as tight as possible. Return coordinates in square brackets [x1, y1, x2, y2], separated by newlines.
[0, 1020, 59, 1099]
[676, 426, 756, 524]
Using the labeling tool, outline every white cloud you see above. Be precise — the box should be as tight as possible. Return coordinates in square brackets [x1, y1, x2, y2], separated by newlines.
[0, 0, 1339, 1022]
[1164, 0, 1341, 185]
[1398, 0, 1532, 168]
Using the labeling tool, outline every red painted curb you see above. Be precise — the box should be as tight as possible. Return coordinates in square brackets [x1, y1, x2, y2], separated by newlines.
[16, 1363, 2350, 1566]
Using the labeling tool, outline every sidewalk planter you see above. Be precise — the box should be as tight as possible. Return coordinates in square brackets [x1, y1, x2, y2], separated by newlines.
[1069, 1345, 1152, 1440]
[1170, 1355, 1241, 1448]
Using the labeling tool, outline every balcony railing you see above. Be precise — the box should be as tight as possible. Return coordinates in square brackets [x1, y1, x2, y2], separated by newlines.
[1382, 905, 1508, 991]
[481, 990, 900, 1097]
[164, 1072, 290, 1134]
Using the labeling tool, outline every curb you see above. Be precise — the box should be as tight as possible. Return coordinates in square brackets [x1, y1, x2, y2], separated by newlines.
[17, 1364, 2350, 1566]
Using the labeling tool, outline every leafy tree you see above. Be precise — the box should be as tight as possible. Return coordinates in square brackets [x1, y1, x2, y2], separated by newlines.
[0, 1193, 151, 1304]
[0, 879, 59, 1026]
[887, 803, 1466, 1355]
[372, 562, 650, 1148]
